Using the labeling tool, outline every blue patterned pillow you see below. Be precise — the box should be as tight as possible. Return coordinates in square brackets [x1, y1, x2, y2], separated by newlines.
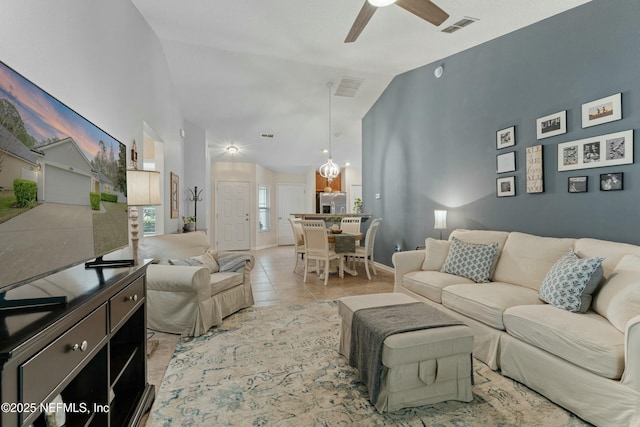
[440, 237, 499, 283]
[539, 250, 604, 313]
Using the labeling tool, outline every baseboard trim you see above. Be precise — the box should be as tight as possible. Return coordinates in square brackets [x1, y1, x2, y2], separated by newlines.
[253, 243, 279, 251]
[374, 261, 393, 273]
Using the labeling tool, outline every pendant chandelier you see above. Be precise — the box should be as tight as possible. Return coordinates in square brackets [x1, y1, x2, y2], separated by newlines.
[319, 82, 340, 183]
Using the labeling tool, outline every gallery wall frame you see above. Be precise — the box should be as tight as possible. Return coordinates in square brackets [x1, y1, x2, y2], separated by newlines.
[600, 172, 623, 191]
[568, 176, 588, 193]
[557, 129, 633, 171]
[582, 93, 622, 128]
[526, 145, 544, 193]
[536, 110, 566, 139]
[496, 126, 516, 149]
[497, 176, 515, 197]
[496, 151, 516, 173]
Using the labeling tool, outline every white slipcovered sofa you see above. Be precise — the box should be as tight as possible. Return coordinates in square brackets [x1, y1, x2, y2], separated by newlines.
[138, 231, 255, 337]
[392, 229, 640, 427]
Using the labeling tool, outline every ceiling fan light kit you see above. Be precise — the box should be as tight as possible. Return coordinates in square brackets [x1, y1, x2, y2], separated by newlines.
[368, 0, 396, 7]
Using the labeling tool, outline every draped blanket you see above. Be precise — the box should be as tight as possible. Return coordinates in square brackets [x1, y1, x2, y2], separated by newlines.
[218, 251, 255, 273]
[348, 302, 464, 407]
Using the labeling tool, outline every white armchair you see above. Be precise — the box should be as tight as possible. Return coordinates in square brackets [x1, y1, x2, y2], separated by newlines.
[139, 232, 254, 337]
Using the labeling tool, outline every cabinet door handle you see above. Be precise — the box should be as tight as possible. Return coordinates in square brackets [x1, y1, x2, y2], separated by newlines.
[72, 340, 88, 352]
[127, 294, 139, 302]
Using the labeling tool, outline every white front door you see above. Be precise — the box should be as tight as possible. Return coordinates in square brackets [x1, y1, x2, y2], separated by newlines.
[217, 181, 251, 250]
[277, 183, 306, 245]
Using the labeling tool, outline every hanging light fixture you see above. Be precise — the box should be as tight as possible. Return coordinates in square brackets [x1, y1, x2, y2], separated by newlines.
[319, 82, 340, 183]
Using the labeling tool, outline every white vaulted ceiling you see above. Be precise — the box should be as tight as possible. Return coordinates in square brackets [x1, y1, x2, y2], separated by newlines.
[131, 0, 590, 174]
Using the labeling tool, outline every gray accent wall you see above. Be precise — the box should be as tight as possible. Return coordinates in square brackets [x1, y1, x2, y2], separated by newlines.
[362, 0, 640, 266]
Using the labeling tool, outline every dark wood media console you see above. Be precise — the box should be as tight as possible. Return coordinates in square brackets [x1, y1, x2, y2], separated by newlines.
[0, 261, 155, 427]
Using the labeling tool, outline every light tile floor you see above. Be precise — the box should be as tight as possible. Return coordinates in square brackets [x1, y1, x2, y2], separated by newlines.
[142, 245, 394, 425]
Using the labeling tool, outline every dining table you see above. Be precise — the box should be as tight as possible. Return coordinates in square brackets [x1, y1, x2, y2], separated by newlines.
[324, 231, 363, 277]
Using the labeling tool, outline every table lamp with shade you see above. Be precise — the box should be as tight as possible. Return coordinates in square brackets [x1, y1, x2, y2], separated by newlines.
[127, 170, 161, 265]
[434, 209, 447, 240]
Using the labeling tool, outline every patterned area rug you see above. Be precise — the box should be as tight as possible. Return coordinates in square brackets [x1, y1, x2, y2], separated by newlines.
[147, 301, 590, 427]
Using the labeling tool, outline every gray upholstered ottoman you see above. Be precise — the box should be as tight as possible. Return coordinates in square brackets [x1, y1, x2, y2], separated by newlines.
[338, 293, 474, 412]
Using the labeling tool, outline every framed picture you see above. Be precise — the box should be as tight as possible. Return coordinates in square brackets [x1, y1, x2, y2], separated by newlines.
[526, 145, 544, 193]
[568, 176, 588, 193]
[497, 176, 515, 197]
[496, 126, 515, 149]
[496, 151, 516, 173]
[130, 139, 138, 168]
[557, 129, 633, 171]
[536, 110, 566, 139]
[600, 172, 623, 191]
[170, 172, 179, 218]
[582, 93, 622, 128]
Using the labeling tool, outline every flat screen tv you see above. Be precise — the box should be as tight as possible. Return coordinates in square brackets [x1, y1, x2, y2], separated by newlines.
[0, 60, 129, 308]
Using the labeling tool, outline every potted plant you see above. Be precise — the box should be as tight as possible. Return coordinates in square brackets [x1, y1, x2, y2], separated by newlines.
[182, 215, 196, 232]
[353, 197, 364, 214]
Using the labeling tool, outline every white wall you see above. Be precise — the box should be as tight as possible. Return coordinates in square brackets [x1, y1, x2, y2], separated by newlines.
[306, 167, 317, 213]
[0, 0, 185, 234]
[184, 121, 209, 232]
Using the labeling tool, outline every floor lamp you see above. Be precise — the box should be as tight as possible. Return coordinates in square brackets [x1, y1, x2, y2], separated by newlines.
[127, 170, 161, 265]
[434, 209, 447, 240]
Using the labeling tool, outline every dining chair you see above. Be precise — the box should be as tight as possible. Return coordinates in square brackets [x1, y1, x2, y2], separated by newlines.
[340, 217, 361, 234]
[341, 217, 362, 254]
[301, 220, 344, 286]
[288, 217, 305, 272]
[344, 218, 382, 280]
[288, 217, 306, 272]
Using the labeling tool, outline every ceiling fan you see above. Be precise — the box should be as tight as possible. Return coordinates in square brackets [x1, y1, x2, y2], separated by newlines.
[345, 0, 449, 43]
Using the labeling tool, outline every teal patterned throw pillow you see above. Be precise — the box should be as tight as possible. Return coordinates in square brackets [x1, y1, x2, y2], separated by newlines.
[539, 250, 604, 313]
[440, 237, 499, 283]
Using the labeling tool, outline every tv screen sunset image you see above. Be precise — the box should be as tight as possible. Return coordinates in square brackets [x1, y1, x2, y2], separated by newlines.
[0, 61, 128, 289]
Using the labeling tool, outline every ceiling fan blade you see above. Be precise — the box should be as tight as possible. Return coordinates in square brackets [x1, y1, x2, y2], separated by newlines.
[395, 0, 449, 26]
[345, 1, 378, 43]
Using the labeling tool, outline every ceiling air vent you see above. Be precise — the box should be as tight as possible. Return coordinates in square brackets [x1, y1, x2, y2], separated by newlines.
[442, 17, 478, 34]
[259, 133, 274, 139]
[334, 76, 365, 98]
